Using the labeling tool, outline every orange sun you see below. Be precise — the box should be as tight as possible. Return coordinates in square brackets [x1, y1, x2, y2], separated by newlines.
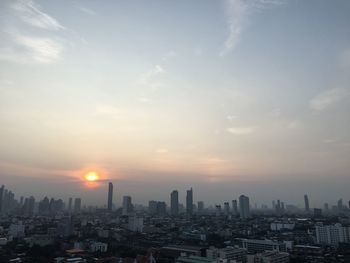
[84, 171, 99, 182]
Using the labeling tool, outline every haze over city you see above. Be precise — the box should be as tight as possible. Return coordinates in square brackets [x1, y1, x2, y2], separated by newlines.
[1, 0, 350, 206]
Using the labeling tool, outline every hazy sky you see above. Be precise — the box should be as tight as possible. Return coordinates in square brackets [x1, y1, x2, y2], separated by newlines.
[0, 0, 350, 207]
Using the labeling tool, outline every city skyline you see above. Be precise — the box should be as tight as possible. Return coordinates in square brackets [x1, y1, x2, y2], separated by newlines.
[1, 0, 350, 205]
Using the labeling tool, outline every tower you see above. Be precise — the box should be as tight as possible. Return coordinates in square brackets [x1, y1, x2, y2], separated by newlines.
[170, 190, 179, 216]
[186, 187, 193, 215]
[304, 194, 310, 212]
[239, 195, 250, 219]
[107, 182, 113, 211]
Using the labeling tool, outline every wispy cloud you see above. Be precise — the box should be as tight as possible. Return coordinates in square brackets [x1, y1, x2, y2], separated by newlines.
[11, 0, 64, 31]
[0, 0, 65, 64]
[227, 126, 255, 135]
[77, 6, 96, 16]
[138, 65, 165, 90]
[220, 0, 283, 56]
[0, 31, 63, 64]
[310, 88, 349, 111]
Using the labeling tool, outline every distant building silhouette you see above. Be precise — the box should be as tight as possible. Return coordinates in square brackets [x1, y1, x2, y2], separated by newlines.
[232, 200, 238, 215]
[68, 197, 72, 212]
[186, 187, 193, 215]
[304, 194, 310, 212]
[122, 195, 133, 215]
[74, 198, 81, 213]
[197, 201, 204, 214]
[239, 195, 250, 219]
[107, 182, 113, 211]
[170, 190, 179, 215]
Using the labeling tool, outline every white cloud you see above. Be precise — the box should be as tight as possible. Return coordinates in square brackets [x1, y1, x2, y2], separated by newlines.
[227, 126, 255, 135]
[12, 0, 64, 31]
[0, 1, 65, 64]
[220, 0, 283, 56]
[310, 88, 349, 111]
[0, 31, 63, 64]
[138, 65, 165, 90]
[78, 6, 96, 16]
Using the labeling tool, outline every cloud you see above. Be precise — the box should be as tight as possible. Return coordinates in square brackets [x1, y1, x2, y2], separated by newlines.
[220, 0, 283, 56]
[227, 126, 255, 135]
[0, 0, 65, 64]
[138, 65, 165, 90]
[0, 31, 63, 64]
[11, 0, 64, 31]
[77, 6, 96, 16]
[310, 88, 349, 111]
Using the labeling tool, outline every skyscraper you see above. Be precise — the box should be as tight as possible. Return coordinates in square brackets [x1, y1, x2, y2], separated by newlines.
[239, 195, 250, 219]
[186, 187, 193, 215]
[74, 198, 81, 213]
[232, 200, 238, 215]
[107, 182, 113, 211]
[68, 197, 72, 212]
[224, 202, 230, 215]
[122, 196, 133, 215]
[170, 190, 179, 216]
[0, 185, 4, 214]
[197, 201, 204, 214]
[304, 194, 310, 212]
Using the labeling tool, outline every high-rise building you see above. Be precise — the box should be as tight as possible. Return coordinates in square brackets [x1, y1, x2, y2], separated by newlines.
[148, 200, 158, 214]
[122, 196, 133, 215]
[186, 187, 193, 215]
[107, 182, 113, 211]
[232, 200, 238, 215]
[315, 223, 350, 246]
[68, 197, 72, 212]
[170, 190, 179, 216]
[239, 195, 250, 219]
[337, 198, 343, 212]
[224, 202, 230, 215]
[197, 201, 204, 214]
[74, 198, 81, 213]
[304, 194, 310, 212]
[0, 185, 4, 214]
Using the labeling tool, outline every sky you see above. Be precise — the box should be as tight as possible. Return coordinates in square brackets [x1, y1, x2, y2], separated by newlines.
[0, 0, 350, 207]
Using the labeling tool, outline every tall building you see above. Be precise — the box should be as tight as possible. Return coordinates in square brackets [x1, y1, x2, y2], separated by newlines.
[148, 200, 158, 214]
[232, 200, 238, 215]
[68, 197, 72, 212]
[315, 223, 350, 246]
[224, 202, 230, 215]
[0, 185, 4, 214]
[197, 201, 204, 214]
[74, 198, 81, 213]
[122, 196, 133, 215]
[170, 190, 179, 216]
[304, 194, 310, 212]
[186, 187, 193, 215]
[337, 198, 343, 212]
[239, 195, 250, 219]
[107, 182, 113, 211]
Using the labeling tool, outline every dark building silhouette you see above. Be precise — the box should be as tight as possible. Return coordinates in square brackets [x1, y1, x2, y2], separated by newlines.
[107, 182, 113, 211]
[186, 187, 193, 215]
[170, 190, 179, 215]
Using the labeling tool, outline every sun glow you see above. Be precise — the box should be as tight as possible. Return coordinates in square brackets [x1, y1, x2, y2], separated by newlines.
[84, 171, 99, 182]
